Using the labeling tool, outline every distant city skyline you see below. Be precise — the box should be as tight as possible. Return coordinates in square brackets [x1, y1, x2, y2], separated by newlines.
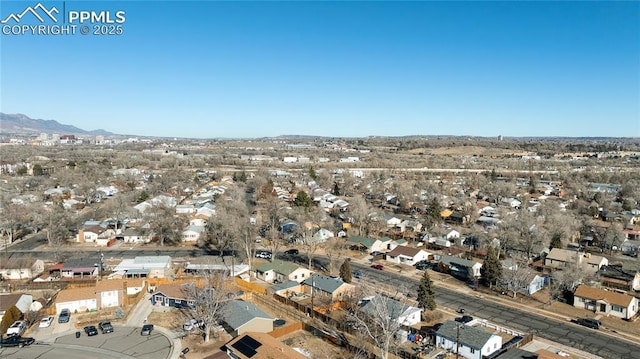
[1, 1, 638, 138]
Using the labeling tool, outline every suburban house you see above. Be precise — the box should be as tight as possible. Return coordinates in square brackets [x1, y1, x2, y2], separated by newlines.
[573, 284, 639, 320]
[222, 300, 274, 336]
[0, 293, 33, 323]
[111, 256, 172, 279]
[346, 236, 389, 254]
[182, 225, 205, 242]
[438, 255, 482, 280]
[360, 295, 423, 326]
[385, 246, 430, 266]
[55, 286, 98, 314]
[121, 227, 152, 244]
[0, 258, 45, 280]
[254, 260, 313, 284]
[151, 283, 193, 308]
[225, 332, 306, 359]
[95, 279, 145, 309]
[397, 220, 423, 233]
[77, 226, 116, 246]
[435, 321, 502, 359]
[57, 257, 102, 279]
[302, 274, 355, 302]
[312, 228, 334, 243]
[597, 265, 640, 292]
[545, 248, 608, 272]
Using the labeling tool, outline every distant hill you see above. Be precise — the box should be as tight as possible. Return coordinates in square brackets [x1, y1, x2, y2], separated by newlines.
[0, 113, 113, 136]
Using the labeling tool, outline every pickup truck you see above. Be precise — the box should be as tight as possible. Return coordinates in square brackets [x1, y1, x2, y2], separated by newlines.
[6, 321, 27, 336]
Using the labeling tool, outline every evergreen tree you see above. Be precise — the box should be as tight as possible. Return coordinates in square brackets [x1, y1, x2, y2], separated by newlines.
[417, 271, 436, 311]
[293, 191, 313, 208]
[481, 246, 502, 288]
[339, 259, 352, 283]
[309, 166, 317, 180]
[332, 182, 340, 196]
[239, 171, 247, 183]
[32, 164, 44, 176]
[549, 233, 563, 250]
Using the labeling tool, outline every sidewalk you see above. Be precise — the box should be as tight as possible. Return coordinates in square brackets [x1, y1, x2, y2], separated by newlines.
[126, 292, 183, 359]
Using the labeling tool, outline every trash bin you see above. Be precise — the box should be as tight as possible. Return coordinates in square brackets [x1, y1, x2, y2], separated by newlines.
[75, 331, 81, 338]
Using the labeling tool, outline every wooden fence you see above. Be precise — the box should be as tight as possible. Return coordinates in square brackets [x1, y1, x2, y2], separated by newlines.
[233, 277, 267, 295]
[269, 321, 303, 338]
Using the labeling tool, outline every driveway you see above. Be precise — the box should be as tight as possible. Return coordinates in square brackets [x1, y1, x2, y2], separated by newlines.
[0, 326, 173, 359]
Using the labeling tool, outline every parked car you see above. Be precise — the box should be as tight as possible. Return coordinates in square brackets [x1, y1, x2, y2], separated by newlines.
[574, 318, 601, 329]
[0, 336, 35, 348]
[99, 321, 114, 334]
[183, 319, 205, 331]
[255, 250, 272, 259]
[58, 309, 71, 323]
[140, 324, 154, 336]
[84, 325, 98, 336]
[415, 261, 430, 270]
[6, 320, 27, 336]
[454, 315, 474, 324]
[284, 249, 299, 255]
[352, 270, 364, 279]
[370, 251, 383, 257]
[39, 316, 54, 328]
[371, 264, 384, 270]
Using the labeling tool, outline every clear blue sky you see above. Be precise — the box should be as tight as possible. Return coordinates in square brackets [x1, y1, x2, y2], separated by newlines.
[1, 1, 639, 138]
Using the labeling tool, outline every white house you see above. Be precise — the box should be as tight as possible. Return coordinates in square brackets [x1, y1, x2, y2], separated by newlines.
[121, 228, 152, 244]
[446, 230, 461, 240]
[435, 321, 502, 359]
[254, 260, 313, 284]
[55, 287, 98, 314]
[545, 248, 608, 272]
[360, 295, 423, 326]
[112, 256, 172, 279]
[346, 236, 388, 254]
[182, 225, 205, 242]
[385, 246, 430, 266]
[573, 284, 639, 320]
[312, 228, 334, 243]
[0, 259, 45, 280]
[501, 198, 522, 209]
[176, 204, 197, 214]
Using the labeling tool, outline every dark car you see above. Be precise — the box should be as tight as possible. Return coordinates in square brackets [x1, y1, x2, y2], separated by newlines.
[415, 261, 430, 270]
[284, 249, 299, 255]
[99, 321, 114, 334]
[0, 336, 35, 348]
[141, 324, 154, 336]
[454, 315, 474, 324]
[370, 251, 383, 257]
[84, 325, 98, 336]
[352, 270, 364, 279]
[371, 264, 384, 270]
[575, 318, 601, 329]
[58, 309, 71, 323]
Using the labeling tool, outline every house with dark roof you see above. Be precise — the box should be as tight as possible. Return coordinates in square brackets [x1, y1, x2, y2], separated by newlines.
[222, 300, 273, 336]
[253, 260, 312, 284]
[346, 236, 389, 253]
[573, 284, 638, 320]
[435, 321, 502, 359]
[385, 245, 430, 266]
[60, 257, 103, 278]
[438, 255, 482, 280]
[151, 283, 193, 308]
[597, 265, 640, 292]
[302, 274, 354, 302]
[224, 332, 306, 359]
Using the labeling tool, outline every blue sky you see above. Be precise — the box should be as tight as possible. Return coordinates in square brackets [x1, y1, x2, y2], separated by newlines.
[1, 1, 639, 138]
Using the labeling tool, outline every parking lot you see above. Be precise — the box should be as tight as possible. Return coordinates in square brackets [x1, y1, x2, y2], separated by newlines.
[0, 326, 173, 359]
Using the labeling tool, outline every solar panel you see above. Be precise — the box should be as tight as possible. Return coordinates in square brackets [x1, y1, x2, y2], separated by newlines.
[231, 335, 263, 358]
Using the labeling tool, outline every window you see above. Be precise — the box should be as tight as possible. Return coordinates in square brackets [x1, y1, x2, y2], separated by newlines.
[612, 305, 623, 313]
[470, 348, 475, 354]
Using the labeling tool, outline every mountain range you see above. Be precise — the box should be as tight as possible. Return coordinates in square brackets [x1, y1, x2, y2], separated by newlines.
[0, 113, 113, 136]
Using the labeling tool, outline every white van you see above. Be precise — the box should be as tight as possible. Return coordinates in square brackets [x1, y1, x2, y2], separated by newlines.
[6, 320, 27, 336]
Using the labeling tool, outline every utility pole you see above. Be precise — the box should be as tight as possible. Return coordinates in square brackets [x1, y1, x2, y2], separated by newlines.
[456, 323, 461, 359]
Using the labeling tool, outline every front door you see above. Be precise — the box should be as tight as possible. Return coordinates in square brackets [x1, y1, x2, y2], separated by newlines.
[599, 303, 607, 313]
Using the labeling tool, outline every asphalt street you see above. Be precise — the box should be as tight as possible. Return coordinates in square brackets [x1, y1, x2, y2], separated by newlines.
[351, 262, 640, 359]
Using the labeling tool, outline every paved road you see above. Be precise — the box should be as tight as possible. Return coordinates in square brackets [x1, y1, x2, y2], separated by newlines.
[351, 262, 640, 359]
[0, 326, 172, 359]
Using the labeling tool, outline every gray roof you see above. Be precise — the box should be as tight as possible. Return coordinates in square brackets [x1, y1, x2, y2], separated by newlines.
[64, 257, 102, 269]
[302, 274, 345, 294]
[360, 295, 419, 320]
[271, 280, 300, 292]
[223, 300, 273, 330]
[439, 255, 479, 269]
[435, 321, 495, 350]
[495, 348, 538, 359]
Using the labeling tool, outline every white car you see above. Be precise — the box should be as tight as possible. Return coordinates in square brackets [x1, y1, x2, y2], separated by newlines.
[39, 316, 54, 328]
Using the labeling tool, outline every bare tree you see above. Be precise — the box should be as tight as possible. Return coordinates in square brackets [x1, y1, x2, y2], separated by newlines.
[499, 263, 533, 299]
[145, 204, 186, 246]
[292, 206, 330, 270]
[181, 270, 232, 343]
[347, 285, 412, 359]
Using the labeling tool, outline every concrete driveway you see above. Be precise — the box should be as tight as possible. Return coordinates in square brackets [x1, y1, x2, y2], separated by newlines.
[0, 326, 173, 359]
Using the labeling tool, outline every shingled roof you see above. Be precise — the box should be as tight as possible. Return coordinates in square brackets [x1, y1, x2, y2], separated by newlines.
[574, 284, 635, 307]
[436, 320, 497, 350]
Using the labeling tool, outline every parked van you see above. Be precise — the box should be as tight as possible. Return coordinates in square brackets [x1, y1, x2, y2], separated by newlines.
[6, 321, 27, 336]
